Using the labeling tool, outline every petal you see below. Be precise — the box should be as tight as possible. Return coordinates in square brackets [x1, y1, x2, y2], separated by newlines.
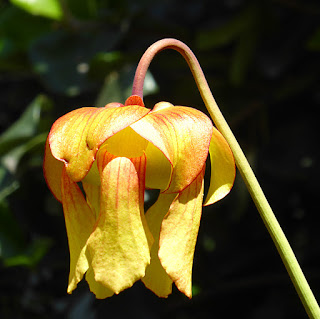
[158, 167, 205, 298]
[82, 181, 100, 219]
[131, 103, 212, 193]
[204, 127, 236, 206]
[142, 192, 177, 297]
[43, 137, 64, 202]
[104, 126, 148, 158]
[49, 104, 150, 182]
[85, 267, 114, 299]
[86, 152, 152, 294]
[144, 142, 172, 190]
[82, 160, 100, 186]
[60, 166, 96, 294]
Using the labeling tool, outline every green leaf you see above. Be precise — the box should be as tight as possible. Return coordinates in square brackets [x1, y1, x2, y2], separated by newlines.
[1, 133, 47, 174]
[30, 29, 121, 95]
[229, 29, 258, 86]
[0, 199, 52, 268]
[0, 166, 19, 202]
[3, 237, 52, 268]
[10, 0, 63, 20]
[0, 94, 52, 156]
[307, 27, 320, 51]
[0, 6, 52, 54]
[65, 0, 98, 19]
[195, 3, 259, 50]
[89, 51, 125, 79]
[0, 200, 24, 259]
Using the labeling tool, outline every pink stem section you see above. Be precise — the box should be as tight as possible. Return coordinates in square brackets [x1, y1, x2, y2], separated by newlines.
[132, 39, 204, 99]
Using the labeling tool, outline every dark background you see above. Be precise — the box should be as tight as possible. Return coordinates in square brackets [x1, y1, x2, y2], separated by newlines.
[1, 0, 320, 318]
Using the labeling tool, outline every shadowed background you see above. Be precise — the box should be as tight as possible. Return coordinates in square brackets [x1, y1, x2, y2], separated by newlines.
[0, 0, 320, 318]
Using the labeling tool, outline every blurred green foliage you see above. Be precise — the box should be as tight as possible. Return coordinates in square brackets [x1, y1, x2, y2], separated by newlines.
[1, 0, 320, 318]
[10, 0, 63, 20]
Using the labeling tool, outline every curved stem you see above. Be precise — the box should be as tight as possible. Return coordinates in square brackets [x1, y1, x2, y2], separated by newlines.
[132, 38, 320, 319]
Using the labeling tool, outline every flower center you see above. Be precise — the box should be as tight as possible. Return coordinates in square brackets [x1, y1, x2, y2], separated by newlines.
[84, 126, 172, 190]
[105, 126, 148, 158]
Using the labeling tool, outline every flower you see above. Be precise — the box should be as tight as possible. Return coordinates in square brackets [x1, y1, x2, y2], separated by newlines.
[43, 95, 235, 299]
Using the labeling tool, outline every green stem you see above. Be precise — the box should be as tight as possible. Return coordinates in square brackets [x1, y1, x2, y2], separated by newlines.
[132, 38, 320, 318]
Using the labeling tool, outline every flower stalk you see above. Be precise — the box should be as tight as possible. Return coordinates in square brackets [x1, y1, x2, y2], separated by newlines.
[132, 38, 320, 319]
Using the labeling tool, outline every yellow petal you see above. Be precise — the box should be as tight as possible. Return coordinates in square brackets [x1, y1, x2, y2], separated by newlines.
[82, 160, 100, 186]
[131, 103, 212, 193]
[142, 192, 177, 297]
[104, 126, 148, 158]
[158, 167, 205, 298]
[144, 142, 172, 190]
[85, 267, 114, 299]
[49, 104, 150, 182]
[43, 137, 64, 202]
[86, 152, 151, 294]
[204, 127, 236, 206]
[82, 182, 100, 219]
[60, 166, 96, 294]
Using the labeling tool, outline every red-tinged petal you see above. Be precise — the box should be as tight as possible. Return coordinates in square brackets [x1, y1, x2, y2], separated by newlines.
[131, 102, 212, 193]
[85, 267, 114, 299]
[134, 152, 154, 249]
[142, 192, 177, 297]
[158, 167, 205, 298]
[49, 104, 150, 182]
[204, 127, 236, 206]
[86, 152, 152, 294]
[60, 166, 96, 294]
[43, 137, 64, 202]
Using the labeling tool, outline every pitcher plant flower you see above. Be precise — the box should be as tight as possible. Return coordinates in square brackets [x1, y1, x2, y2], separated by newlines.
[43, 37, 320, 317]
[43, 92, 235, 299]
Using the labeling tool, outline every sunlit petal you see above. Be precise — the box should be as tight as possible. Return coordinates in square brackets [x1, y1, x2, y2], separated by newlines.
[86, 152, 151, 294]
[145, 142, 172, 190]
[61, 166, 96, 294]
[104, 126, 148, 158]
[85, 267, 114, 299]
[43, 137, 64, 202]
[142, 192, 177, 297]
[204, 127, 236, 206]
[49, 104, 150, 182]
[158, 167, 205, 298]
[131, 103, 212, 192]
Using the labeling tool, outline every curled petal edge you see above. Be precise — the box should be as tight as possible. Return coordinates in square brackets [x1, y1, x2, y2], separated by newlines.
[204, 127, 236, 206]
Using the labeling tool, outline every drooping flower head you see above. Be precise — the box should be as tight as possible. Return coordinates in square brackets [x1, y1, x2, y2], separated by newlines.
[44, 93, 235, 299]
